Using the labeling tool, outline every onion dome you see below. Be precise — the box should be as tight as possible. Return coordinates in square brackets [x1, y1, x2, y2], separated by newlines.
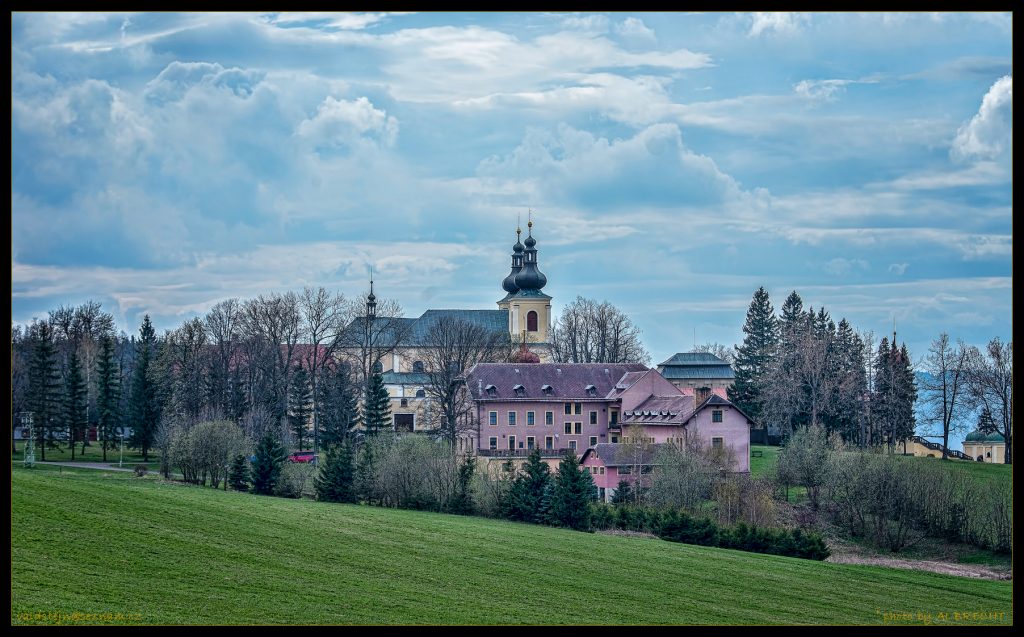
[513, 218, 547, 291]
[502, 227, 524, 294]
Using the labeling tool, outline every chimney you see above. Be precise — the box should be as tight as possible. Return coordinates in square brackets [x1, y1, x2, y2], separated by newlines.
[478, 379, 483, 396]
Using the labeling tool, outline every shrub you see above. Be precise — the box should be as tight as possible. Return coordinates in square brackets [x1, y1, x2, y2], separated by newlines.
[228, 453, 251, 492]
[314, 444, 356, 503]
[133, 464, 148, 477]
[275, 462, 315, 499]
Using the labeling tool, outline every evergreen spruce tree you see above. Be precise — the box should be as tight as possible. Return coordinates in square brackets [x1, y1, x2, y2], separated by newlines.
[28, 320, 63, 461]
[129, 315, 160, 461]
[96, 335, 122, 462]
[976, 406, 997, 434]
[228, 453, 251, 491]
[64, 348, 88, 461]
[228, 366, 247, 424]
[314, 442, 357, 503]
[355, 439, 377, 504]
[873, 337, 897, 447]
[448, 455, 476, 515]
[321, 364, 360, 450]
[832, 319, 867, 444]
[362, 369, 391, 435]
[503, 449, 552, 523]
[550, 450, 596, 531]
[610, 479, 633, 505]
[729, 287, 778, 426]
[288, 365, 313, 450]
[893, 343, 918, 444]
[251, 430, 287, 495]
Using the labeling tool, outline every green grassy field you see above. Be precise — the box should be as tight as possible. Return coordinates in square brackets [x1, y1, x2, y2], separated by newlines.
[12, 441, 159, 466]
[12, 466, 1012, 625]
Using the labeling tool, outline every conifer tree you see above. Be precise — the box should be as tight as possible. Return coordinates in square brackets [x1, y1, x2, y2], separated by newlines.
[129, 315, 160, 461]
[321, 364, 360, 450]
[355, 439, 377, 504]
[729, 287, 777, 425]
[251, 430, 287, 495]
[314, 442, 357, 503]
[228, 453, 251, 491]
[610, 479, 633, 505]
[288, 365, 313, 450]
[831, 319, 867, 444]
[448, 455, 476, 515]
[362, 369, 391, 435]
[550, 450, 596, 530]
[29, 321, 63, 461]
[503, 449, 552, 523]
[96, 335, 122, 462]
[64, 348, 88, 461]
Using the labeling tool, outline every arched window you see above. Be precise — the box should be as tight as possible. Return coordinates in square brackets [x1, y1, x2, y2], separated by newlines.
[527, 310, 538, 332]
[415, 389, 426, 398]
[412, 360, 424, 373]
[400, 399, 408, 408]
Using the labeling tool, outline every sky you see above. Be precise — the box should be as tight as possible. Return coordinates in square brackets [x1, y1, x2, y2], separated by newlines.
[11, 12, 1013, 377]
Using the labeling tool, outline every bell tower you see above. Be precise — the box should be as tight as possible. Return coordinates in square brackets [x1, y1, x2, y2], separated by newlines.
[498, 212, 551, 344]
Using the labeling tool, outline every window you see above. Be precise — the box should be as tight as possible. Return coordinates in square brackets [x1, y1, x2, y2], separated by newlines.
[400, 399, 408, 408]
[589, 436, 598, 447]
[574, 422, 582, 435]
[599, 487, 606, 501]
[508, 436, 516, 450]
[485, 384, 497, 397]
[585, 384, 597, 397]
[610, 410, 619, 425]
[574, 402, 582, 415]
[619, 466, 631, 475]
[488, 437, 497, 450]
[415, 389, 425, 398]
[712, 410, 723, 423]
[545, 436, 554, 450]
[712, 437, 724, 450]
[545, 411, 553, 425]
[508, 412, 517, 426]
[589, 411, 598, 425]
[527, 436, 535, 449]
[599, 467, 605, 475]
[489, 411, 498, 426]
[527, 310, 538, 332]
[542, 384, 553, 396]
[527, 411, 535, 426]
[565, 423, 572, 434]
[514, 384, 525, 397]
[412, 360, 425, 373]
[568, 440, 577, 451]
[611, 436, 619, 444]
[565, 403, 572, 415]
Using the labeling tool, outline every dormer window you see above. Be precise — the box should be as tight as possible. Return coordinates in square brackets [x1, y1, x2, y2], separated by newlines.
[513, 384, 525, 397]
[485, 384, 497, 397]
[585, 384, 597, 397]
[541, 384, 553, 396]
[412, 360, 425, 373]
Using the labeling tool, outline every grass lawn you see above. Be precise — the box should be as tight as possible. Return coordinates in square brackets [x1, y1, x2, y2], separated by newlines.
[12, 441, 160, 466]
[12, 467, 1012, 625]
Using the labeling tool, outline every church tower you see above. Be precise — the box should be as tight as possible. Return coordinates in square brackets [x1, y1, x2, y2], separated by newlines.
[497, 214, 551, 344]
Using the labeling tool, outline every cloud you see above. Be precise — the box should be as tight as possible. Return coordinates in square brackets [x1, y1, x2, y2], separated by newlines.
[888, 263, 909, 275]
[823, 257, 869, 276]
[951, 75, 1012, 162]
[614, 17, 656, 43]
[295, 95, 399, 149]
[793, 77, 878, 101]
[561, 14, 610, 34]
[748, 12, 809, 37]
[266, 12, 414, 31]
[145, 61, 264, 105]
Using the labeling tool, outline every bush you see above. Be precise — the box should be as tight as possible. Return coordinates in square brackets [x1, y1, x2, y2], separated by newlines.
[275, 462, 315, 499]
[169, 420, 246, 488]
[591, 503, 615, 530]
[228, 453, 250, 492]
[133, 464, 149, 477]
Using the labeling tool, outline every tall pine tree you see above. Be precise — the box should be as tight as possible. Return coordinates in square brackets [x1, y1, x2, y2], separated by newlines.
[362, 369, 391, 435]
[64, 349, 87, 461]
[873, 338, 916, 448]
[729, 287, 777, 426]
[503, 449, 553, 524]
[251, 430, 287, 495]
[321, 363, 360, 450]
[288, 365, 313, 451]
[129, 315, 160, 461]
[29, 320, 63, 461]
[549, 450, 596, 531]
[96, 335, 122, 462]
[831, 319, 867, 444]
[314, 442, 357, 503]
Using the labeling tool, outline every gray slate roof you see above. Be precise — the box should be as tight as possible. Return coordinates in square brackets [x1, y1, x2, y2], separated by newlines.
[657, 352, 735, 379]
[621, 395, 695, 425]
[382, 372, 431, 385]
[466, 363, 648, 400]
[343, 309, 509, 348]
[581, 443, 669, 467]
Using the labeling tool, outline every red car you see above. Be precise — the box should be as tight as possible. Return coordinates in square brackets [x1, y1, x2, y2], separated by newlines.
[287, 451, 318, 463]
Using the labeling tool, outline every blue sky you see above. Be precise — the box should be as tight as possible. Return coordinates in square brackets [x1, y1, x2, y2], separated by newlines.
[12, 12, 1012, 374]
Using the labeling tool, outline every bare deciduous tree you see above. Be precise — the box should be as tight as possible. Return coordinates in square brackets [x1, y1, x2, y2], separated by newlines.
[419, 318, 513, 444]
[692, 342, 735, 364]
[965, 338, 1012, 464]
[298, 286, 350, 454]
[920, 333, 971, 459]
[339, 292, 412, 402]
[550, 296, 650, 365]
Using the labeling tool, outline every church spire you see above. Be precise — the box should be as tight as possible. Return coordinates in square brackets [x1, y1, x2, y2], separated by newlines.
[501, 220, 524, 295]
[513, 211, 547, 292]
[366, 268, 377, 319]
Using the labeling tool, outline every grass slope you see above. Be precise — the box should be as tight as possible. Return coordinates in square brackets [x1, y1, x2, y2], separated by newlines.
[12, 467, 1012, 625]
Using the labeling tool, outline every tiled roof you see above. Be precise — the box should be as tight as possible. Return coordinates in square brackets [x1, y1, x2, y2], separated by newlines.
[621, 395, 695, 425]
[581, 443, 669, 467]
[466, 363, 648, 400]
[343, 309, 509, 348]
[658, 352, 730, 366]
[659, 364, 735, 380]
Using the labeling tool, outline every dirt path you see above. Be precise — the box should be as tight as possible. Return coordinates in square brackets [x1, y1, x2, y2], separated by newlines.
[34, 461, 135, 472]
[827, 553, 1011, 580]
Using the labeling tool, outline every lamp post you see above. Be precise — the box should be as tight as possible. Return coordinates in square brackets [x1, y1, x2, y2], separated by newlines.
[119, 429, 125, 468]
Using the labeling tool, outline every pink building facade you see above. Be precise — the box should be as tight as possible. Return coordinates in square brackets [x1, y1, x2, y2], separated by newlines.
[465, 364, 751, 481]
